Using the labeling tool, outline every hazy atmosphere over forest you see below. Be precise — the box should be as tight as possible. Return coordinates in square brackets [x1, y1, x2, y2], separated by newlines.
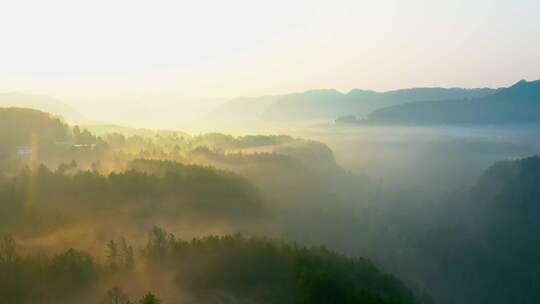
[2, 1, 540, 304]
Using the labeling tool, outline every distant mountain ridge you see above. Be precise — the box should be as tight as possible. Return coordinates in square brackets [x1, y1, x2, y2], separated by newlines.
[0, 92, 82, 121]
[217, 87, 497, 121]
[367, 79, 540, 124]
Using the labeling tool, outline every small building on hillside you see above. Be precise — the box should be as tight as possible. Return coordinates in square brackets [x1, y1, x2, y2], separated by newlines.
[16, 145, 33, 156]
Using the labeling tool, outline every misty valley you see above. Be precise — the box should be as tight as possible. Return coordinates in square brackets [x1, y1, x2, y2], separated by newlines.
[5, 0, 540, 302]
[1, 78, 540, 304]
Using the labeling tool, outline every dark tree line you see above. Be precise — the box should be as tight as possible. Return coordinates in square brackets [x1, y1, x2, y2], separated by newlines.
[0, 160, 265, 236]
[0, 227, 420, 304]
[141, 227, 420, 304]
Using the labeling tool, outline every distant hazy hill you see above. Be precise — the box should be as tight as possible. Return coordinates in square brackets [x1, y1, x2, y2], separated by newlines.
[0, 92, 82, 121]
[217, 87, 496, 121]
[368, 79, 540, 124]
[217, 95, 281, 120]
[0, 107, 70, 147]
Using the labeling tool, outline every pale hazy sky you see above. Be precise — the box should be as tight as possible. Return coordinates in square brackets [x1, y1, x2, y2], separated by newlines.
[1, 0, 539, 98]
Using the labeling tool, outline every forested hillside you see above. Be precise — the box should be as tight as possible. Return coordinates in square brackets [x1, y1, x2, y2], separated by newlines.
[4, 2, 540, 303]
[0, 107, 422, 303]
[0, 228, 420, 304]
[6, 106, 540, 304]
[385, 156, 540, 304]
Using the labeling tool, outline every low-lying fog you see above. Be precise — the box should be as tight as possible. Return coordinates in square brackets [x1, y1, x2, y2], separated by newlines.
[3, 107, 540, 304]
[300, 123, 540, 190]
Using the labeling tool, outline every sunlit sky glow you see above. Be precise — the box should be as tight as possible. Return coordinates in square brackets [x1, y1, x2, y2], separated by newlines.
[1, 0, 540, 99]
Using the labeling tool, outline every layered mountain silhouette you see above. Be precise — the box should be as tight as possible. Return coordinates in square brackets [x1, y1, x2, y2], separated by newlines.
[217, 87, 496, 121]
[367, 79, 540, 124]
